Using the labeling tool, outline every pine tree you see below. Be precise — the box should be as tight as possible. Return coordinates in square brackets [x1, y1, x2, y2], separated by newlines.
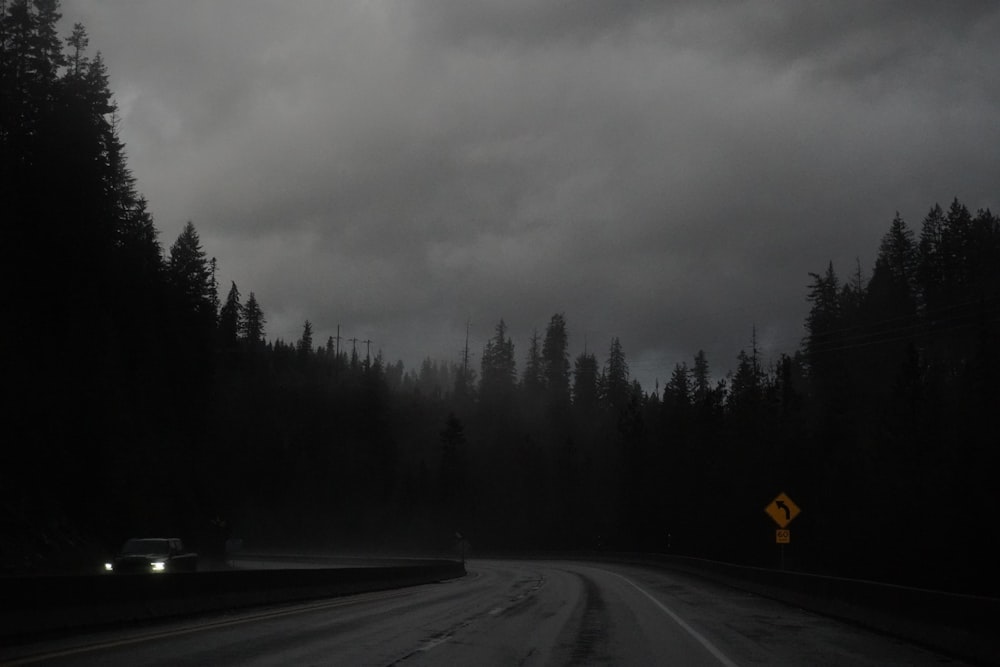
[572, 351, 599, 411]
[29, 0, 61, 83]
[862, 214, 920, 387]
[542, 313, 571, 410]
[522, 328, 544, 398]
[298, 320, 314, 357]
[1, 1, 64, 149]
[942, 198, 973, 289]
[480, 319, 516, 406]
[168, 221, 215, 318]
[662, 362, 692, 427]
[917, 203, 946, 308]
[691, 350, 711, 403]
[217, 282, 242, 348]
[728, 349, 761, 413]
[116, 195, 161, 274]
[417, 358, 438, 396]
[968, 207, 1000, 294]
[804, 263, 841, 373]
[601, 337, 630, 411]
[875, 213, 917, 289]
[453, 320, 476, 402]
[242, 292, 266, 347]
[65, 21, 87, 76]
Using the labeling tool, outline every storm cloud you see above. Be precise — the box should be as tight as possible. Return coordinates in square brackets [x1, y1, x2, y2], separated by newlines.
[62, 1, 1000, 387]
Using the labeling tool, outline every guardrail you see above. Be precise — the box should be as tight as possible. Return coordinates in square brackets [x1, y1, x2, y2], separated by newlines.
[603, 552, 1000, 666]
[0, 559, 465, 642]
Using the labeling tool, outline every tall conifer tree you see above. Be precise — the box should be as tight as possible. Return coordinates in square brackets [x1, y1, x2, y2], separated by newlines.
[542, 313, 571, 411]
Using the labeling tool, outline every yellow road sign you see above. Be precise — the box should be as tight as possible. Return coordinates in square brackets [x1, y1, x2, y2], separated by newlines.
[776, 529, 790, 544]
[765, 492, 801, 528]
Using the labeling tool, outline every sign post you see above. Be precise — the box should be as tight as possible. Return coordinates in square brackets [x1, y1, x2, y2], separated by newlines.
[765, 492, 801, 570]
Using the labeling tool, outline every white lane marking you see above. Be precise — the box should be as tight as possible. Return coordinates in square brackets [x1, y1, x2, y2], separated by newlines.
[607, 571, 739, 667]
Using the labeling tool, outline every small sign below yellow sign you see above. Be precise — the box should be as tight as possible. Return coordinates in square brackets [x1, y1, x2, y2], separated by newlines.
[776, 529, 790, 544]
[765, 492, 801, 528]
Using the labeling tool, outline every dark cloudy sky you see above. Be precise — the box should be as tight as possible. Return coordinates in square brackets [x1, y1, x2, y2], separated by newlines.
[62, 1, 1000, 388]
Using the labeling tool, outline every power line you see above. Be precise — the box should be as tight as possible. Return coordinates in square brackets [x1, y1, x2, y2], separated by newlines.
[808, 319, 987, 357]
[807, 292, 1000, 341]
[806, 304, 998, 356]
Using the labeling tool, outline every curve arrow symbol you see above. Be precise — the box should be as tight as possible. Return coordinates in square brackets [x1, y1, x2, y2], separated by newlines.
[776, 500, 791, 521]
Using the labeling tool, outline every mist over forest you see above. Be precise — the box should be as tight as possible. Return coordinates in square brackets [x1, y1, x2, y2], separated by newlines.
[2, 2, 998, 597]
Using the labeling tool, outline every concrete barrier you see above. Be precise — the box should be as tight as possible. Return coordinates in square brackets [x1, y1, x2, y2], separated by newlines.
[604, 553, 1000, 666]
[0, 559, 465, 642]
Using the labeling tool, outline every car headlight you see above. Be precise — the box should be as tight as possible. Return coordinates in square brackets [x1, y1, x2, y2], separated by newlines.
[104, 562, 113, 572]
[151, 561, 166, 572]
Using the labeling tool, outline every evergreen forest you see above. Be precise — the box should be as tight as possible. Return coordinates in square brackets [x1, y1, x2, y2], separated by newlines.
[2, 2, 998, 596]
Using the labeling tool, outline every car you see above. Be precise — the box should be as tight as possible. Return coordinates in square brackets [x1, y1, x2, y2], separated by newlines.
[104, 538, 198, 574]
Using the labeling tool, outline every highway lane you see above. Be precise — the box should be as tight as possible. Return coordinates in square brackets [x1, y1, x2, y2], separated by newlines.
[1, 560, 971, 666]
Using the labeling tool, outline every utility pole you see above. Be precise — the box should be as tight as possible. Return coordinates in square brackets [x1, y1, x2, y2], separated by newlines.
[330, 325, 344, 379]
[363, 339, 373, 366]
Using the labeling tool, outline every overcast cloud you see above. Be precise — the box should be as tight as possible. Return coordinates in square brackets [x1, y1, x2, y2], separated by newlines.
[61, 1, 1000, 388]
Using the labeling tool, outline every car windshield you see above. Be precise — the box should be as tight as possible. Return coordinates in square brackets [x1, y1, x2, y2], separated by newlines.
[121, 539, 170, 556]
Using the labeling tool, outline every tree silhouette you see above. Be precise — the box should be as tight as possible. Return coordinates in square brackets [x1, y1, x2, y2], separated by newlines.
[572, 351, 599, 411]
[479, 319, 516, 408]
[242, 292, 266, 347]
[542, 313, 571, 413]
[522, 328, 544, 399]
[218, 281, 243, 349]
[601, 337, 630, 411]
[297, 320, 314, 357]
[168, 222, 215, 318]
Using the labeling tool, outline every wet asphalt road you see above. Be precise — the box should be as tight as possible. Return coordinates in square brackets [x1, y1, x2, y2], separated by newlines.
[1, 559, 970, 666]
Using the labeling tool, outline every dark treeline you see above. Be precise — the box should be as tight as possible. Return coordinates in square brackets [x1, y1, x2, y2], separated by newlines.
[2, 2, 998, 594]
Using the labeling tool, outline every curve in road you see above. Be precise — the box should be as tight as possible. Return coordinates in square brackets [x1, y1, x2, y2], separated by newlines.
[1, 559, 971, 666]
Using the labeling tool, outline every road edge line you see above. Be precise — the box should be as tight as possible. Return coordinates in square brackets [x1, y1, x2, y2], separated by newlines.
[607, 570, 739, 667]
